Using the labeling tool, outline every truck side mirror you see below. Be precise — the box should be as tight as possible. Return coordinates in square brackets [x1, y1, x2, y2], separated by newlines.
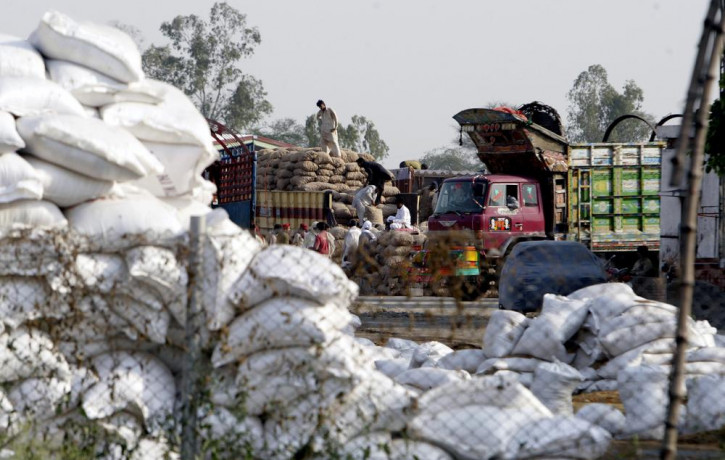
[472, 183, 484, 196]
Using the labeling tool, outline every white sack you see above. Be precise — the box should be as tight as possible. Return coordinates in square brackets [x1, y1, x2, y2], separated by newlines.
[0, 277, 69, 328]
[417, 372, 553, 415]
[65, 195, 183, 251]
[409, 405, 550, 460]
[599, 313, 708, 357]
[30, 11, 143, 83]
[617, 364, 673, 440]
[436, 349, 488, 373]
[263, 394, 319, 460]
[125, 246, 187, 325]
[0, 111, 25, 152]
[0, 200, 66, 228]
[46, 59, 163, 106]
[228, 244, 358, 311]
[576, 403, 627, 437]
[483, 309, 528, 358]
[24, 156, 114, 207]
[375, 358, 410, 379]
[202, 229, 262, 330]
[0, 152, 42, 203]
[540, 293, 590, 342]
[0, 34, 45, 79]
[394, 368, 470, 391]
[0, 77, 85, 117]
[17, 114, 162, 181]
[318, 370, 414, 446]
[101, 80, 213, 148]
[211, 298, 351, 367]
[477, 357, 548, 375]
[595, 338, 676, 380]
[198, 406, 264, 454]
[685, 375, 725, 433]
[132, 142, 216, 198]
[511, 314, 573, 363]
[530, 361, 583, 416]
[83, 352, 175, 430]
[7, 376, 71, 420]
[410, 341, 453, 368]
[0, 327, 70, 383]
[506, 416, 611, 459]
[687, 346, 725, 364]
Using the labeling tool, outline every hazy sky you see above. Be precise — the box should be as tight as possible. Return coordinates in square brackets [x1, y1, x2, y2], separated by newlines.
[0, 1, 712, 168]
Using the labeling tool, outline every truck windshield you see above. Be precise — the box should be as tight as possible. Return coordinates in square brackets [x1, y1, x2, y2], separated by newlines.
[434, 181, 485, 214]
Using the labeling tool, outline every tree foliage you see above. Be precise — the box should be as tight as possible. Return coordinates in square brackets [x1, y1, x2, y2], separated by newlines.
[142, 2, 272, 131]
[705, 55, 725, 176]
[566, 64, 655, 143]
[254, 118, 306, 146]
[420, 147, 482, 171]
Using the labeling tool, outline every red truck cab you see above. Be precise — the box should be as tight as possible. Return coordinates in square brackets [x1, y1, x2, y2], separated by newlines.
[429, 175, 546, 258]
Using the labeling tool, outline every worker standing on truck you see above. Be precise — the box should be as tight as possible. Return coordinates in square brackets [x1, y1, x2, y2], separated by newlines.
[316, 100, 341, 157]
[352, 184, 377, 222]
[387, 196, 412, 230]
[356, 157, 395, 205]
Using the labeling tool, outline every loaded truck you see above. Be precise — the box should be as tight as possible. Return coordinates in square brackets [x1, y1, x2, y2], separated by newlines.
[421, 103, 664, 296]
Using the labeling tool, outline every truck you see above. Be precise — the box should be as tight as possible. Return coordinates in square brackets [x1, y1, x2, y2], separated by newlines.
[422, 103, 664, 296]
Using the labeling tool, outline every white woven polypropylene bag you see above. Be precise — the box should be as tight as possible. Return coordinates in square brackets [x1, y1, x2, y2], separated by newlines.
[17, 114, 162, 182]
[0, 34, 45, 79]
[30, 11, 144, 83]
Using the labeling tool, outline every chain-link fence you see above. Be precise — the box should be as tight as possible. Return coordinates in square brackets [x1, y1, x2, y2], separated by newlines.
[1, 219, 723, 459]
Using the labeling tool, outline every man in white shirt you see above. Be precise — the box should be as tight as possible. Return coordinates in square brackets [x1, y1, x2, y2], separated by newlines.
[352, 185, 377, 222]
[387, 196, 411, 230]
[316, 100, 341, 157]
[341, 219, 362, 268]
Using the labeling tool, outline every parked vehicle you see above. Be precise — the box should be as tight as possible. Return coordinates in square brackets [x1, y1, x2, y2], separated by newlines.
[423, 103, 664, 298]
[498, 241, 608, 312]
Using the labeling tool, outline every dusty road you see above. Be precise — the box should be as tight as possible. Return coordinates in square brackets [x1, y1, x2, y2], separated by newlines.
[352, 296, 499, 348]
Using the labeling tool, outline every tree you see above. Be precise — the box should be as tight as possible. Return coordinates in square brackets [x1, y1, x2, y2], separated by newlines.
[304, 115, 320, 148]
[420, 147, 482, 171]
[705, 55, 725, 175]
[304, 114, 390, 159]
[142, 2, 272, 131]
[254, 118, 306, 146]
[566, 64, 655, 143]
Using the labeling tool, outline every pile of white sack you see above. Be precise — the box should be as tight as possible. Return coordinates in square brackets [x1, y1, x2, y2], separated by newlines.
[256, 147, 401, 225]
[373, 282, 725, 448]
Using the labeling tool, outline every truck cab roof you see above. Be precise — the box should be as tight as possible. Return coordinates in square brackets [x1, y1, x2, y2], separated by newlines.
[441, 174, 537, 184]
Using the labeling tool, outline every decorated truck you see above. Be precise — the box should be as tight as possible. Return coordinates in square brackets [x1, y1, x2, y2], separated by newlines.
[420, 103, 664, 296]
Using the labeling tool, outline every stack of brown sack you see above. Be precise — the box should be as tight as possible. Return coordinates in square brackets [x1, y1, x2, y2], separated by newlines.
[256, 147, 401, 226]
[352, 229, 427, 296]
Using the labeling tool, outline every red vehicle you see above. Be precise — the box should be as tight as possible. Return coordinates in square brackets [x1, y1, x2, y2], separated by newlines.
[423, 103, 663, 298]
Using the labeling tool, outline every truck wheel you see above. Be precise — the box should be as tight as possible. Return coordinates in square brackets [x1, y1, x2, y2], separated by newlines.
[453, 276, 480, 301]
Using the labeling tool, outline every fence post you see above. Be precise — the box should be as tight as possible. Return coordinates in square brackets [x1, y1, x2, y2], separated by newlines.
[181, 215, 206, 459]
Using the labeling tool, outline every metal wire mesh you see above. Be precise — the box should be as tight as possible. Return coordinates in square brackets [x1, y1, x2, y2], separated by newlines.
[0, 222, 723, 459]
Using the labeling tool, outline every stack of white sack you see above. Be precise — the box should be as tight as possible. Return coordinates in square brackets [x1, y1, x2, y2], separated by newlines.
[208, 244, 415, 459]
[476, 283, 725, 442]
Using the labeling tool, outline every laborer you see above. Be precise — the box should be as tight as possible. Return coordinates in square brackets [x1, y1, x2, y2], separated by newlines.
[312, 221, 331, 256]
[352, 184, 377, 222]
[342, 219, 362, 267]
[387, 196, 411, 230]
[292, 223, 308, 246]
[316, 100, 341, 157]
[304, 222, 319, 249]
[356, 157, 395, 205]
[631, 245, 654, 276]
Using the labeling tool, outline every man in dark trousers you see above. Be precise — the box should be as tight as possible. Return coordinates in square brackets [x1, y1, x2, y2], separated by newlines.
[356, 157, 395, 205]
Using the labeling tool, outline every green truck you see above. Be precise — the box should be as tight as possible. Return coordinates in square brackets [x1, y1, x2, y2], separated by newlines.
[422, 105, 664, 294]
